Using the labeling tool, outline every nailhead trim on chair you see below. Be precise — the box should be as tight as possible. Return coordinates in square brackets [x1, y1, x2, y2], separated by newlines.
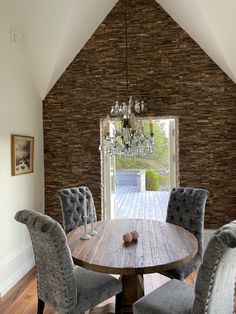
[162, 187, 209, 280]
[57, 186, 97, 233]
[204, 256, 220, 313]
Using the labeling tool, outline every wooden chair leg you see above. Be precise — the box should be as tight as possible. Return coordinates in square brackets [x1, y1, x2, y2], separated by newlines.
[115, 292, 122, 314]
[37, 298, 45, 314]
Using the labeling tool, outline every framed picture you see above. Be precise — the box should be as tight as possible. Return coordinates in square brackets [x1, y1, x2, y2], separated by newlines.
[11, 135, 34, 176]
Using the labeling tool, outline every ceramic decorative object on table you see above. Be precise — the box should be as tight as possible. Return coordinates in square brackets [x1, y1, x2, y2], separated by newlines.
[123, 232, 133, 243]
[131, 231, 139, 241]
[123, 231, 139, 244]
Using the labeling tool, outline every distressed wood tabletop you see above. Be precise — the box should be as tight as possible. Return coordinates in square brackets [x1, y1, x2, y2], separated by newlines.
[67, 219, 198, 313]
[67, 219, 198, 275]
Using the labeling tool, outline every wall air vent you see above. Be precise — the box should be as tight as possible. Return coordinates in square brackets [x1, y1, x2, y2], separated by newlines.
[10, 29, 23, 47]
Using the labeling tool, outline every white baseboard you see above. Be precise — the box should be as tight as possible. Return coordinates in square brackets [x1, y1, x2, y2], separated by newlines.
[0, 228, 217, 299]
[0, 242, 35, 298]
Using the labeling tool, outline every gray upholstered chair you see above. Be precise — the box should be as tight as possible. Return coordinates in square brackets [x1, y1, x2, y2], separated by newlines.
[133, 220, 236, 314]
[161, 187, 209, 280]
[57, 186, 97, 234]
[15, 209, 122, 314]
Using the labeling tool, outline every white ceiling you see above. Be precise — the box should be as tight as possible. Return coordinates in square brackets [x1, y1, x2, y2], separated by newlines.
[21, 0, 119, 99]
[8, 0, 236, 99]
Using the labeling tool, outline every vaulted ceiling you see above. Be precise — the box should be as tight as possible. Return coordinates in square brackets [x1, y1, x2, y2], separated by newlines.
[12, 0, 236, 99]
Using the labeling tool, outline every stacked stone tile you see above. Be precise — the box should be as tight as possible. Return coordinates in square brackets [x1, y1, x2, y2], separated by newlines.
[43, 0, 236, 228]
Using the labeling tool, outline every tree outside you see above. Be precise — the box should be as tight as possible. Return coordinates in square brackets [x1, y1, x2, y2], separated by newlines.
[115, 120, 170, 191]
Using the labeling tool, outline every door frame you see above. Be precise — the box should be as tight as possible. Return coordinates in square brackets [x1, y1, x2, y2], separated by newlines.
[169, 118, 177, 189]
[101, 117, 178, 219]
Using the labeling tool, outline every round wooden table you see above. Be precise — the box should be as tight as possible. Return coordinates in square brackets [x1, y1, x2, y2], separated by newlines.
[67, 219, 198, 313]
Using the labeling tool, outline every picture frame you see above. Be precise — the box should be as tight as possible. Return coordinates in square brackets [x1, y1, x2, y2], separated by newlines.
[11, 134, 34, 176]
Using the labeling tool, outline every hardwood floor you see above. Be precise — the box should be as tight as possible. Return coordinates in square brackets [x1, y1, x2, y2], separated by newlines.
[0, 268, 54, 314]
[0, 268, 195, 314]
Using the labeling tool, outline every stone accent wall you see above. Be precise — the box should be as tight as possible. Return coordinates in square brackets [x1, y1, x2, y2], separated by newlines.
[43, 0, 236, 228]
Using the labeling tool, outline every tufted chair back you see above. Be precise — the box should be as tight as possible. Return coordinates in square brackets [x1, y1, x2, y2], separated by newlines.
[132, 220, 236, 314]
[57, 186, 97, 234]
[161, 187, 209, 280]
[166, 187, 209, 263]
[15, 209, 77, 313]
[193, 220, 236, 313]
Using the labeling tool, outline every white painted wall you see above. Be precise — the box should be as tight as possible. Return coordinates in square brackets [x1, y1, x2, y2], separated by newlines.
[22, 0, 118, 99]
[0, 0, 44, 297]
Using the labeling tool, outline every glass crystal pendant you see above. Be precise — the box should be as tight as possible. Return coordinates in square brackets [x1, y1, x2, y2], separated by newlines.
[100, 97, 155, 157]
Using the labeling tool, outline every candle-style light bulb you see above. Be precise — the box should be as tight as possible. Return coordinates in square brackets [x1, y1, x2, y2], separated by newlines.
[141, 120, 144, 134]
[103, 117, 110, 137]
[149, 120, 154, 135]
[102, 121, 107, 137]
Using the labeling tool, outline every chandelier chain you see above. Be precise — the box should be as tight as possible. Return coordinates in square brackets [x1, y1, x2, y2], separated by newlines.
[99, 0, 155, 157]
[125, 0, 129, 98]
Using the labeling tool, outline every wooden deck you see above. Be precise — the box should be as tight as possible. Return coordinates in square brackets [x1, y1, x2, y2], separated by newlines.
[115, 185, 170, 221]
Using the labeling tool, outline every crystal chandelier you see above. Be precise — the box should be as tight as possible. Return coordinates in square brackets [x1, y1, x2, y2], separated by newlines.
[100, 0, 155, 157]
[100, 98, 155, 157]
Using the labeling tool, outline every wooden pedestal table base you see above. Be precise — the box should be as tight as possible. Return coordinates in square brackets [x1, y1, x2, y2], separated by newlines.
[67, 219, 198, 314]
[120, 274, 144, 313]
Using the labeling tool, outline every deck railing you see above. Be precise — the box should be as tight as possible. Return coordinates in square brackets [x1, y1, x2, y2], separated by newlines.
[116, 170, 146, 192]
